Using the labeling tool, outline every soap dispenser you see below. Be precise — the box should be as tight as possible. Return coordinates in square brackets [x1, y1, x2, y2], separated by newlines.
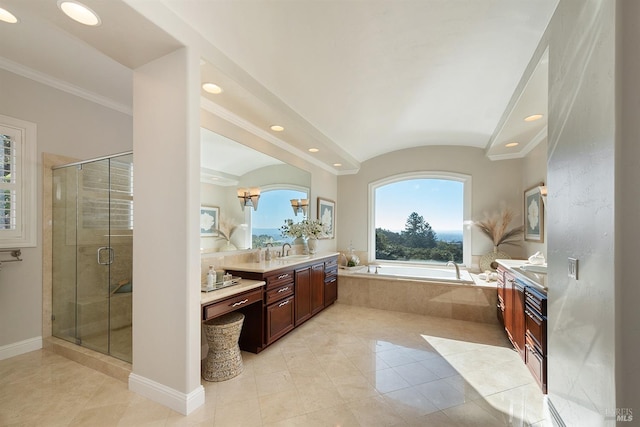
[205, 265, 216, 291]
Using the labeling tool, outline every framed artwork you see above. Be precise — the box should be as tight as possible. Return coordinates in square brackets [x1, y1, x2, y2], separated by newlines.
[524, 185, 544, 242]
[317, 197, 335, 239]
[200, 206, 219, 237]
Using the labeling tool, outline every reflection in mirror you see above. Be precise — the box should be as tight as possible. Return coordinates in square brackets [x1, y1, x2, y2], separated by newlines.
[200, 128, 311, 253]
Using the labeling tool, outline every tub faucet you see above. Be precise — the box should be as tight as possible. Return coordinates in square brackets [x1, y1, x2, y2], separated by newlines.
[281, 243, 292, 257]
[447, 261, 460, 280]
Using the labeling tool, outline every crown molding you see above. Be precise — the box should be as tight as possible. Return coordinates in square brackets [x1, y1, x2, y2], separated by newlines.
[0, 56, 132, 116]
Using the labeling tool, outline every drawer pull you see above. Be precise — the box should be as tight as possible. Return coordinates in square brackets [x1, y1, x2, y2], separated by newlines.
[278, 286, 290, 293]
[278, 300, 290, 308]
[231, 298, 249, 307]
[278, 274, 290, 280]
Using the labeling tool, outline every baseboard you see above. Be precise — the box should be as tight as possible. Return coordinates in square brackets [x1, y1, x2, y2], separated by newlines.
[0, 336, 42, 361]
[128, 373, 205, 415]
[548, 398, 566, 427]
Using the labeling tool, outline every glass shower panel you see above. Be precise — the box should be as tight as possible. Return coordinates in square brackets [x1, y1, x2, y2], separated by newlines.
[52, 166, 79, 343]
[107, 154, 133, 362]
[51, 153, 133, 363]
[75, 159, 111, 355]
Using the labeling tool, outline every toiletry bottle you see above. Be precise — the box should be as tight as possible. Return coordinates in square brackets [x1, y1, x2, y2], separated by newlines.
[207, 266, 215, 290]
[254, 248, 262, 263]
[265, 245, 271, 261]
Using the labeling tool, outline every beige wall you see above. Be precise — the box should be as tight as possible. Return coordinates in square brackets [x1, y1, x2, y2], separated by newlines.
[337, 145, 525, 267]
[0, 68, 132, 351]
[521, 138, 548, 258]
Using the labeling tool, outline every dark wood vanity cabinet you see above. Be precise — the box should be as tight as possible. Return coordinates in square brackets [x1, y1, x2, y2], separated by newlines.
[225, 255, 338, 351]
[525, 286, 547, 393]
[497, 263, 548, 393]
[264, 271, 295, 344]
[324, 258, 338, 306]
[294, 262, 325, 326]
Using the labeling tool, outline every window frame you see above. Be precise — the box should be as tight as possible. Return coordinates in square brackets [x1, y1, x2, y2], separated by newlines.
[245, 183, 309, 248]
[368, 171, 472, 267]
[0, 115, 37, 248]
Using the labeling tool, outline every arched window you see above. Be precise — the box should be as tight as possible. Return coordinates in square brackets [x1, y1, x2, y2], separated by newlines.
[250, 185, 309, 247]
[368, 172, 471, 266]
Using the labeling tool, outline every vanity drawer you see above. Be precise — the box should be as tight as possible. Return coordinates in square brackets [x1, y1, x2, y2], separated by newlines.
[525, 307, 546, 353]
[526, 337, 547, 393]
[266, 271, 294, 290]
[202, 288, 263, 321]
[325, 258, 338, 270]
[265, 283, 294, 305]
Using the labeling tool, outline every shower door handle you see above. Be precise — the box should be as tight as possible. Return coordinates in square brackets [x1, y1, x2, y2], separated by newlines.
[97, 247, 114, 265]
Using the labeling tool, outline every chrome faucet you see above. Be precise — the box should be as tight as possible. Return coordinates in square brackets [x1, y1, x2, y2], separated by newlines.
[447, 261, 461, 280]
[281, 243, 292, 257]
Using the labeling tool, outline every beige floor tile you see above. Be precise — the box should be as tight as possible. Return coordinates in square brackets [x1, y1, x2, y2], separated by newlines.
[258, 389, 306, 424]
[214, 397, 262, 427]
[442, 400, 507, 427]
[382, 386, 440, 419]
[365, 367, 412, 394]
[331, 373, 380, 402]
[0, 303, 551, 427]
[347, 395, 405, 426]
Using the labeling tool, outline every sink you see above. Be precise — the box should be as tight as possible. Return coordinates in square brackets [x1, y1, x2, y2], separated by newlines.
[280, 255, 310, 262]
[519, 264, 547, 274]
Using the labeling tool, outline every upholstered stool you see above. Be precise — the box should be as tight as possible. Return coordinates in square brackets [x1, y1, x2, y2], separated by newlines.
[202, 312, 245, 381]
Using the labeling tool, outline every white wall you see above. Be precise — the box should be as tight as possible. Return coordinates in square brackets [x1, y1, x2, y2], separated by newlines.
[546, 1, 617, 424]
[130, 48, 204, 414]
[337, 145, 525, 266]
[0, 68, 132, 352]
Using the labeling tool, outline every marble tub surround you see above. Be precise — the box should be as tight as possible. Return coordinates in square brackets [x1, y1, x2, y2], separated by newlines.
[1, 304, 549, 426]
[338, 270, 498, 324]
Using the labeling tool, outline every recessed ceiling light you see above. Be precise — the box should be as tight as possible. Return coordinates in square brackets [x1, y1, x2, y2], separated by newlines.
[0, 7, 19, 23]
[202, 83, 223, 94]
[270, 125, 284, 132]
[58, 1, 101, 26]
[308, 148, 319, 153]
[333, 163, 342, 167]
[505, 142, 519, 148]
[524, 114, 543, 122]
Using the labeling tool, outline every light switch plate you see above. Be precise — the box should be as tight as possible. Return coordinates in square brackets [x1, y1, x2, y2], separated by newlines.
[568, 257, 578, 280]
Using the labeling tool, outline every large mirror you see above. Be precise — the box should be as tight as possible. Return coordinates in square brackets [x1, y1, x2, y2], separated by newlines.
[200, 127, 311, 253]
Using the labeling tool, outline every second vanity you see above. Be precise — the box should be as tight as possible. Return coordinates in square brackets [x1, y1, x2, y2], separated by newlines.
[496, 259, 548, 393]
[201, 252, 339, 353]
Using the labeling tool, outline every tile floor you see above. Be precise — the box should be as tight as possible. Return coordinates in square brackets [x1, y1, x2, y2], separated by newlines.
[0, 304, 551, 426]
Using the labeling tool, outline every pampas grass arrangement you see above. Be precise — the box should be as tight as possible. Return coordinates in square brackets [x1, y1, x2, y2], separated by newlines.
[475, 207, 524, 248]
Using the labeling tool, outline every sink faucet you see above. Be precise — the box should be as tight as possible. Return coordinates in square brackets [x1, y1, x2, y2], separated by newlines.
[281, 243, 292, 257]
[447, 261, 461, 280]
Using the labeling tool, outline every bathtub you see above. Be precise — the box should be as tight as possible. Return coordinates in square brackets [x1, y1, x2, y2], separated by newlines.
[351, 264, 474, 284]
[338, 264, 498, 324]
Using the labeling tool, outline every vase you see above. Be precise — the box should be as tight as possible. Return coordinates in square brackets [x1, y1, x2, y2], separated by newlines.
[479, 246, 510, 272]
[293, 236, 308, 254]
[307, 237, 317, 254]
[221, 240, 237, 252]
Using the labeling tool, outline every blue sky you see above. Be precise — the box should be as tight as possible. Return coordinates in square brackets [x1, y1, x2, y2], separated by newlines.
[252, 189, 307, 229]
[375, 179, 463, 232]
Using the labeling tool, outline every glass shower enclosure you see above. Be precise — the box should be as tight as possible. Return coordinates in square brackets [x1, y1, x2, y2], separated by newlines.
[51, 153, 133, 363]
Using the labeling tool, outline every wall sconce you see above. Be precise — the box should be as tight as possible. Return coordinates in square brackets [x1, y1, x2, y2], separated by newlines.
[290, 199, 308, 216]
[237, 187, 260, 211]
[538, 184, 547, 207]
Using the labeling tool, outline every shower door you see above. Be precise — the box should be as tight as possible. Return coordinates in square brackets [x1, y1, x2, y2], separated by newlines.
[52, 153, 133, 362]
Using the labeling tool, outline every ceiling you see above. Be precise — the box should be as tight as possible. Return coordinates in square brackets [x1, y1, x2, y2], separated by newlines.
[0, 0, 557, 173]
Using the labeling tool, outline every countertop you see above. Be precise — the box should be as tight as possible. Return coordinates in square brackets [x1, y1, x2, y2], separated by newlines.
[223, 251, 340, 274]
[496, 259, 547, 291]
[200, 279, 265, 305]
